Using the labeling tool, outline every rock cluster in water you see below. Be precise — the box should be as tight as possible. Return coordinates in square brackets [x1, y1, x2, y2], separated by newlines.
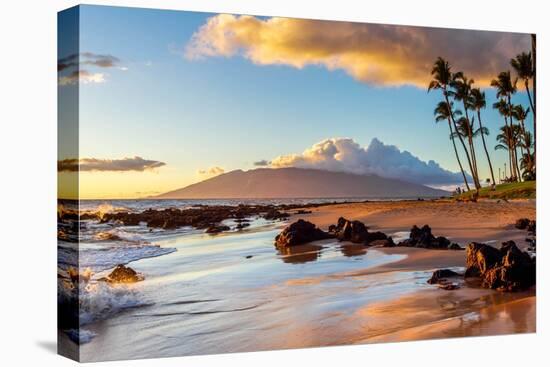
[396, 224, 461, 250]
[328, 217, 394, 247]
[465, 241, 535, 292]
[274, 219, 333, 247]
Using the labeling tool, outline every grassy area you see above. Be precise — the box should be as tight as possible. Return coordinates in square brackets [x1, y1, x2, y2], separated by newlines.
[455, 181, 536, 200]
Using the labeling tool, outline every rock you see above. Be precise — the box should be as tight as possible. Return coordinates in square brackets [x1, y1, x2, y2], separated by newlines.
[245, 255, 253, 259]
[465, 242, 502, 277]
[296, 209, 313, 214]
[365, 231, 389, 244]
[205, 225, 230, 234]
[236, 222, 251, 230]
[465, 241, 535, 292]
[428, 269, 460, 284]
[369, 238, 395, 247]
[104, 265, 142, 283]
[263, 209, 291, 220]
[275, 219, 332, 247]
[515, 218, 530, 230]
[397, 224, 453, 249]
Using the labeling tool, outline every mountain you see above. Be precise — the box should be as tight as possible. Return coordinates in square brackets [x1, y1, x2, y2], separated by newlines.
[155, 168, 449, 199]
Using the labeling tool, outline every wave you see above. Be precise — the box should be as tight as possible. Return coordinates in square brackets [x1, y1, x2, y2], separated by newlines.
[58, 274, 152, 344]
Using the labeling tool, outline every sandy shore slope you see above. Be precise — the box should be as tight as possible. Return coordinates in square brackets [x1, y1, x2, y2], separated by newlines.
[291, 199, 536, 339]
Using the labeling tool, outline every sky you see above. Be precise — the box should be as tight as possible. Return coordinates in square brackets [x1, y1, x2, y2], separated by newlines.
[58, 5, 534, 199]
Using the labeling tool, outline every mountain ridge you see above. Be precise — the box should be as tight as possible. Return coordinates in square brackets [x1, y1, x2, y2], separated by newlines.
[155, 167, 449, 199]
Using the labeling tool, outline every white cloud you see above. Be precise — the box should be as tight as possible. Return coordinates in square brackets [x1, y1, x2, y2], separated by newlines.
[270, 137, 469, 185]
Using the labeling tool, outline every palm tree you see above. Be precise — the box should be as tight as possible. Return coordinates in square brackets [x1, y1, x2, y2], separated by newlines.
[493, 99, 515, 180]
[495, 125, 521, 181]
[449, 72, 481, 189]
[470, 88, 496, 187]
[512, 105, 532, 157]
[511, 51, 536, 161]
[519, 131, 535, 180]
[511, 53, 535, 116]
[428, 58, 478, 192]
[491, 72, 520, 181]
[434, 101, 470, 191]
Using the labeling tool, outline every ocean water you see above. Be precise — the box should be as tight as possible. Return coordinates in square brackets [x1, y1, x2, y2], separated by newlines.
[57, 199, 527, 361]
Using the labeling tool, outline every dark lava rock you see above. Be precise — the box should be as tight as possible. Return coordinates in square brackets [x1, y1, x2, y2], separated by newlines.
[236, 222, 251, 230]
[465, 242, 502, 277]
[264, 209, 291, 220]
[428, 269, 460, 284]
[296, 209, 313, 214]
[103, 265, 142, 283]
[368, 238, 395, 247]
[365, 231, 390, 245]
[329, 217, 391, 246]
[397, 225, 453, 249]
[329, 217, 369, 243]
[275, 219, 333, 247]
[465, 241, 535, 291]
[448, 243, 462, 250]
[205, 225, 230, 234]
[515, 218, 530, 230]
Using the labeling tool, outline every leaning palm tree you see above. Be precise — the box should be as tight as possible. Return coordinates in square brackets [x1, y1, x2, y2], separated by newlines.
[434, 101, 470, 191]
[470, 88, 496, 187]
[428, 58, 477, 192]
[449, 72, 481, 189]
[451, 116, 482, 186]
[493, 98, 515, 179]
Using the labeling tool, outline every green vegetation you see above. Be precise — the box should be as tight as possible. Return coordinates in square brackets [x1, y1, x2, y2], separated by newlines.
[455, 181, 536, 200]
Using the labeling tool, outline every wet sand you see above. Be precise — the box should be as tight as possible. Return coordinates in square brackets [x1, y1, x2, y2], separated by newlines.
[78, 198, 535, 361]
[292, 198, 536, 340]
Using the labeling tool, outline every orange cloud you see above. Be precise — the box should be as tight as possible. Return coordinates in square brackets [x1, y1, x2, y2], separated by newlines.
[186, 14, 530, 87]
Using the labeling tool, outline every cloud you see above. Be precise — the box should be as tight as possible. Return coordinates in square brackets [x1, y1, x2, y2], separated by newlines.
[58, 52, 126, 86]
[58, 157, 166, 172]
[58, 52, 122, 71]
[198, 166, 225, 178]
[270, 137, 469, 185]
[253, 160, 270, 166]
[186, 14, 530, 87]
[58, 70, 106, 86]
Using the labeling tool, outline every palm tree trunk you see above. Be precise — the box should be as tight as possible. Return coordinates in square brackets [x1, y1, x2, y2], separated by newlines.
[477, 110, 496, 186]
[448, 120, 470, 191]
[525, 80, 535, 117]
[507, 96, 520, 181]
[503, 116, 514, 181]
[463, 104, 481, 189]
[445, 93, 477, 192]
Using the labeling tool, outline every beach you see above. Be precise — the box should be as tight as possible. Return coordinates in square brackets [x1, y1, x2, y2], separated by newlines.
[59, 198, 535, 361]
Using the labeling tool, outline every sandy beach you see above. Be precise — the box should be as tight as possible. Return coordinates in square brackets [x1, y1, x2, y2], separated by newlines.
[290, 198, 536, 343]
[61, 198, 536, 361]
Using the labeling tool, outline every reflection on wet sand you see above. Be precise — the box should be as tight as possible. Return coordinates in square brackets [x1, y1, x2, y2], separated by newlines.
[353, 288, 535, 344]
[277, 244, 323, 264]
[339, 243, 368, 257]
